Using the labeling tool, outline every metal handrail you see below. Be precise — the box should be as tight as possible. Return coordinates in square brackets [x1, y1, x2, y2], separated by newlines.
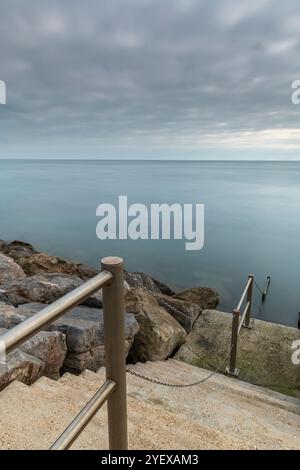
[225, 274, 254, 377]
[236, 277, 252, 312]
[0, 256, 128, 451]
[0, 271, 112, 354]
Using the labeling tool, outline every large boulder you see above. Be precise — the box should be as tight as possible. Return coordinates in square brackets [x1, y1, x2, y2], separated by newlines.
[1, 240, 36, 262]
[0, 303, 25, 328]
[173, 287, 219, 310]
[0, 252, 26, 284]
[0, 293, 12, 305]
[12, 252, 99, 281]
[1, 273, 103, 308]
[125, 288, 186, 362]
[0, 330, 45, 391]
[19, 331, 67, 380]
[15, 303, 139, 373]
[175, 309, 300, 398]
[124, 271, 174, 296]
[152, 292, 201, 332]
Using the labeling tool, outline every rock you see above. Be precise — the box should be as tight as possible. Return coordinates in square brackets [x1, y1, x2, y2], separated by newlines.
[1, 240, 36, 262]
[151, 277, 175, 296]
[0, 252, 26, 284]
[0, 293, 13, 305]
[152, 292, 200, 332]
[1, 273, 103, 308]
[173, 287, 219, 310]
[15, 303, 139, 372]
[0, 329, 45, 391]
[175, 309, 300, 398]
[125, 288, 186, 362]
[0, 303, 26, 328]
[124, 271, 161, 293]
[0, 240, 6, 252]
[20, 331, 67, 380]
[124, 271, 175, 295]
[13, 251, 99, 281]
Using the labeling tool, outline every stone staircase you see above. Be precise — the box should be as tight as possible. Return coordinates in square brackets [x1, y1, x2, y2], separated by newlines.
[0, 359, 299, 450]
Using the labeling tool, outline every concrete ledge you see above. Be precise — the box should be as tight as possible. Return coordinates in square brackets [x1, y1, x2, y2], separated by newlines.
[175, 309, 300, 398]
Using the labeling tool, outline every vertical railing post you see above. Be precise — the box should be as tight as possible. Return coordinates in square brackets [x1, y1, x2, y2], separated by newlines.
[244, 274, 254, 329]
[226, 309, 240, 377]
[101, 256, 128, 450]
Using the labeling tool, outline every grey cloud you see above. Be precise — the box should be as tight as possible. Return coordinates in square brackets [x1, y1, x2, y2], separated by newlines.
[0, 0, 300, 159]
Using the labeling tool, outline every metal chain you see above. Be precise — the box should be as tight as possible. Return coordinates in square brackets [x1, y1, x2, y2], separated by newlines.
[126, 343, 232, 388]
[126, 302, 263, 388]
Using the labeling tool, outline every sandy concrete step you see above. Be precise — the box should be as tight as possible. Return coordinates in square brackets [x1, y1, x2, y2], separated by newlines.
[58, 371, 247, 450]
[125, 360, 300, 449]
[167, 359, 300, 413]
[0, 358, 299, 450]
[0, 376, 247, 450]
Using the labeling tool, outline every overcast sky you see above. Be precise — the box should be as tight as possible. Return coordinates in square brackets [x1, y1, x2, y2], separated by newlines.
[0, 0, 300, 160]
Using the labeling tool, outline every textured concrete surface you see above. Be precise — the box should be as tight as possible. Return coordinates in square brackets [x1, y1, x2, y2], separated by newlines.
[175, 309, 300, 398]
[0, 359, 299, 450]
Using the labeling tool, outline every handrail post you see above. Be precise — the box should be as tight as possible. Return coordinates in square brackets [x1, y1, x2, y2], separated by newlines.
[225, 309, 240, 377]
[101, 257, 128, 450]
[244, 274, 254, 329]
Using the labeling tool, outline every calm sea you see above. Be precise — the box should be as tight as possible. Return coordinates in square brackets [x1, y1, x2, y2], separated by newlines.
[0, 159, 299, 328]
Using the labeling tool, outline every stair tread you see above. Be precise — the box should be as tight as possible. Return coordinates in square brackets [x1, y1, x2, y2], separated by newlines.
[0, 357, 299, 450]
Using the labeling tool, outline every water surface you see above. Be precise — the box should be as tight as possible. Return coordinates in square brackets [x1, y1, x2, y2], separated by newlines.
[0, 159, 299, 327]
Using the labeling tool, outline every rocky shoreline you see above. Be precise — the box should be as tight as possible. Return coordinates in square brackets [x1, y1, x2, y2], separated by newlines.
[0, 240, 299, 398]
[0, 240, 218, 389]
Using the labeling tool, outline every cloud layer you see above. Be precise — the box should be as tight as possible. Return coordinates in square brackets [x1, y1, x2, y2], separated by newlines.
[0, 0, 300, 159]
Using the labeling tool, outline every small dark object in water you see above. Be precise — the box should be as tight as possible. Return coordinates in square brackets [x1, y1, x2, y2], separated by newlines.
[262, 276, 271, 302]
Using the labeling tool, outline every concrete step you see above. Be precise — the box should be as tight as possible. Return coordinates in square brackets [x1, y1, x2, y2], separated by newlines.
[0, 358, 299, 450]
[0, 375, 247, 450]
[125, 360, 300, 449]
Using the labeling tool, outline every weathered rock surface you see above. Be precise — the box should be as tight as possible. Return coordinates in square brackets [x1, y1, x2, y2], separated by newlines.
[124, 271, 161, 293]
[173, 287, 219, 310]
[0, 240, 36, 262]
[0, 329, 45, 391]
[14, 252, 99, 280]
[175, 309, 300, 398]
[1, 273, 102, 308]
[0, 293, 12, 305]
[125, 288, 186, 362]
[124, 271, 175, 296]
[152, 292, 201, 332]
[0, 252, 26, 284]
[0, 303, 26, 328]
[151, 277, 175, 296]
[20, 331, 67, 380]
[15, 303, 139, 372]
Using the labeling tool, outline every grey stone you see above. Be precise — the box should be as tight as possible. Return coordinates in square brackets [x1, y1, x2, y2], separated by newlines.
[125, 287, 186, 362]
[0, 331, 45, 391]
[14, 251, 99, 280]
[1, 272, 103, 308]
[153, 292, 201, 332]
[124, 271, 161, 293]
[0, 252, 26, 285]
[20, 331, 67, 380]
[173, 287, 219, 310]
[0, 303, 26, 328]
[15, 303, 139, 372]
